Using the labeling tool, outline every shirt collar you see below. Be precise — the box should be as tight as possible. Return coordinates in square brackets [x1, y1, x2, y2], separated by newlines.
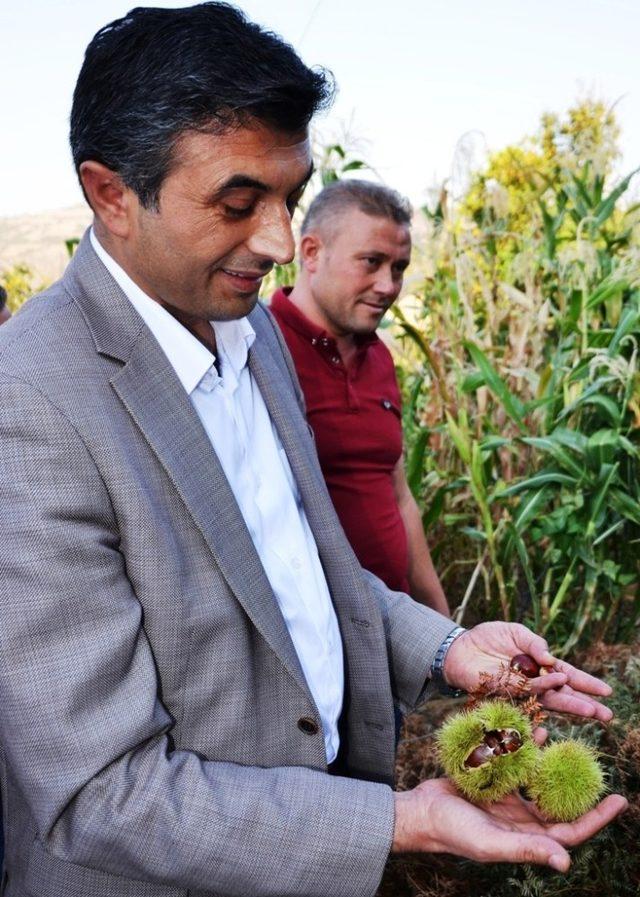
[270, 286, 378, 348]
[90, 227, 255, 394]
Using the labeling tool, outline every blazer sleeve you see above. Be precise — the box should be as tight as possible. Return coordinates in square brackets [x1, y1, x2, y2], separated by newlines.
[0, 371, 394, 897]
[360, 569, 459, 714]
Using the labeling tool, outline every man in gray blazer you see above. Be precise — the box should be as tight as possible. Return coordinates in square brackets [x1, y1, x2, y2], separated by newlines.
[0, 5, 625, 896]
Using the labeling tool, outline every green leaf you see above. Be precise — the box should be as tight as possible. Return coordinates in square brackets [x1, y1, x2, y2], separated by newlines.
[423, 485, 446, 529]
[445, 412, 471, 465]
[463, 342, 527, 432]
[585, 462, 619, 536]
[520, 436, 585, 479]
[547, 427, 588, 455]
[406, 429, 429, 497]
[461, 371, 485, 393]
[608, 489, 640, 526]
[585, 429, 623, 468]
[341, 160, 366, 172]
[557, 381, 621, 427]
[505, 522, 539, 624]
[607, 302, 640, 356]
[512, 487, 552, 533]
[479, 437, 511, 452]
[495, 470, 578, 498]
[460, 527, 487, 542]
[593, 166, 640, 227]
[585, 277, 631, 311]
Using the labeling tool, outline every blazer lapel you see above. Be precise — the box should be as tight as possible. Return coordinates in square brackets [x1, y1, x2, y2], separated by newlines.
[66, 233, 309, 696]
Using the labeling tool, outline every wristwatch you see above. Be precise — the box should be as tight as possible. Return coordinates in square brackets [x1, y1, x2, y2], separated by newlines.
[430, 625, 466, 697]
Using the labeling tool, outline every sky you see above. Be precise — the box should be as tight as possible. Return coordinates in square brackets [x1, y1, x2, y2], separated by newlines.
[1, 0, 639, 216]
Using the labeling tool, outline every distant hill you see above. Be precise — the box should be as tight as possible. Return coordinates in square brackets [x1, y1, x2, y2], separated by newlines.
[0, 205, 92, 283]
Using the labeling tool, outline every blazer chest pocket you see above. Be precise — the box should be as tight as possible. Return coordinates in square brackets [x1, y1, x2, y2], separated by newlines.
[25, 837, 186, 897]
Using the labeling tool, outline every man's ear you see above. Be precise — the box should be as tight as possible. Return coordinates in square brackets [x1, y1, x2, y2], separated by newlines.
[79, 161, 136, 238]
[299, 232, 324, 273]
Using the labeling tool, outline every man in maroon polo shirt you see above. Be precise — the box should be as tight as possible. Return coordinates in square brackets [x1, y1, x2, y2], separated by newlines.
[270, 180, 449, 615]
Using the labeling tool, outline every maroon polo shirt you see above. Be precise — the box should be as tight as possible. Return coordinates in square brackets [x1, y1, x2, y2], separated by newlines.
[270, 287, 409, 593]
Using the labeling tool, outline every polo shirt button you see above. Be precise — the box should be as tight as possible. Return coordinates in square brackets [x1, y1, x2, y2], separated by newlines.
[321, 338, 329, 346]
[311, 338, 318, 346]
[382, 399, 392, 409]
[297, 716, 319, 735]
[331, 356, 340, 365]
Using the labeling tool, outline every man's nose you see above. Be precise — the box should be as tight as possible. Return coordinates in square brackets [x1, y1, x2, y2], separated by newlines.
[374, 268, 401, 297]
[246, 204, 296, 266]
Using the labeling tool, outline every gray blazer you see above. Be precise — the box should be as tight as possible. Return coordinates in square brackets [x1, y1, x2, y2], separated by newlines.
[0, 234, 455, 897]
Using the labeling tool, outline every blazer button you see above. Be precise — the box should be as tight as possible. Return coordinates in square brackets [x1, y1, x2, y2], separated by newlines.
[297, 716, 319, 735]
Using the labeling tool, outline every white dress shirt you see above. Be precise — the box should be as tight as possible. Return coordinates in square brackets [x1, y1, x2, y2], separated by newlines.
[90, 229, 344, 762]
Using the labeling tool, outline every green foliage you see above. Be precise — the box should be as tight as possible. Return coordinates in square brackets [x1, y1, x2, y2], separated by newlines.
[0, 263, 45, 313]
[393, 99, 640, 653]
[529, 740, 605, 821]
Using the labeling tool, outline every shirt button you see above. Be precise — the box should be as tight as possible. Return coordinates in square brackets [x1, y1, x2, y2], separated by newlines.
[297, 717, 320, 736]
[331, 355, 340, 365]
[382, 399, 392, 409]
[311, 337, 318, 346]
[321, 337, 330, 346]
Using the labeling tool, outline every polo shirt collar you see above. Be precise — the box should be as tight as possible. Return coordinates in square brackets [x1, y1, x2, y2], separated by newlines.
[270, 286, 378, 348]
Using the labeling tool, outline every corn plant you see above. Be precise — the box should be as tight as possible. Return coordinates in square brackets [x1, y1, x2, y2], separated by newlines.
[393, 100, 640, 652]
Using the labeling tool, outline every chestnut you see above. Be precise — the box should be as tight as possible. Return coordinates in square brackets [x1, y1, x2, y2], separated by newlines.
[510, 653, 540, 678]
[464, 743, 494, 768]
[501, 730, 523, 753]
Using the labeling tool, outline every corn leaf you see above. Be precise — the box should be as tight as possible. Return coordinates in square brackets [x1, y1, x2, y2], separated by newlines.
[464, 342, 527, 432]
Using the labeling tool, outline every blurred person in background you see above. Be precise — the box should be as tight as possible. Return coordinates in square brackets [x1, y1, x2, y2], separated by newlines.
[271, 180, 450, 615]
[0, 286, 10, 326]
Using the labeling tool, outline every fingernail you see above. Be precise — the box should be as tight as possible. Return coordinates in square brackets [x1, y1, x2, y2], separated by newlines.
[549, 854, 569, 873]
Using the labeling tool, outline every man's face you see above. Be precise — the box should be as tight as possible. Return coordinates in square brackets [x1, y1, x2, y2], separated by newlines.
[122, 123, 313, 321]
[305, 208, 411, 337]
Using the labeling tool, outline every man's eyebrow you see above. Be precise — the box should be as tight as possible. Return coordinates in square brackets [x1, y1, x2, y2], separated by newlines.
[215, 175, 269, 195]
[212, 163, 315, 199]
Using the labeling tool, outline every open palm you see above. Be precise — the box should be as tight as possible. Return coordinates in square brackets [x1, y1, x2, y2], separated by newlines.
[444, 622, 613, 721]
[402, 776, 627, 871]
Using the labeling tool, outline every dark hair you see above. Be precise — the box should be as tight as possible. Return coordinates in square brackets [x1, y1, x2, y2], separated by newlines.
[0, 285, 7, 311]
[301, 180, 412, 237]
[70, 3, 334, 209]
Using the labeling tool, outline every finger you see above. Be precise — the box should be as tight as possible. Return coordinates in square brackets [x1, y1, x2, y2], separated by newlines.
[529, 671, 567, 691]
[540, 687, 613, 722]
[532, 727, 548, 747]
[552, 659, 612, 697]
[546, 794, 628, 847]
[481, 831, 570, 872]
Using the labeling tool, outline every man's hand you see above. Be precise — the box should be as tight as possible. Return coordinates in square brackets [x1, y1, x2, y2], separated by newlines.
[392, 778, 627, 869]
[443, 622, 613, 722]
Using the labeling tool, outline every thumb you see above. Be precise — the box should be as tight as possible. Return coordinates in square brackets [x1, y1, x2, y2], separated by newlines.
[518, 629, 555, 668]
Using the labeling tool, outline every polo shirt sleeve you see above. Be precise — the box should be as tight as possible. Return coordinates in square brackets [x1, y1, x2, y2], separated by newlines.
[361, 568, 460, 714]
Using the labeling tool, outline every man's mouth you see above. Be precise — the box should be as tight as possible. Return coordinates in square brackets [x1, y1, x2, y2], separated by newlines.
[220, 268, 266, 292]
[359, 300, 389, 313]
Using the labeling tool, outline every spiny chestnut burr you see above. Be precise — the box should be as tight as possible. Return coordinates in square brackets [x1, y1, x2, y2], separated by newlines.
[510, 653, 540, 678]
[437, 701, 538, 802]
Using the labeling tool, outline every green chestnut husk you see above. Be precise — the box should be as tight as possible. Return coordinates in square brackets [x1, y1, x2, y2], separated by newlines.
[436, 700, 539, 803]
[528, 740, 605, 822]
